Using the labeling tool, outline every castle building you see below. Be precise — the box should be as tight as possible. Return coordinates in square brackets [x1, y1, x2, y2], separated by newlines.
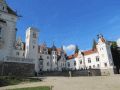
[0, 0, 115, 76]
[66, 35, 115, 75]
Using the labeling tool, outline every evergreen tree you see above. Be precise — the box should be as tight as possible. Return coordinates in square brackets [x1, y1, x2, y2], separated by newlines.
[110, 41, 120, 74]
[92, 39, 97, 50]
[75, 45, 79, 53]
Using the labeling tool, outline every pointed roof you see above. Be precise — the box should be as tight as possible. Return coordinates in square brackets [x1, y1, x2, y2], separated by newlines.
[97, 34, 106, 43]
[7, 6, 18, 16]
[0, 0, 18, 16]
[51, 42, 57, 51]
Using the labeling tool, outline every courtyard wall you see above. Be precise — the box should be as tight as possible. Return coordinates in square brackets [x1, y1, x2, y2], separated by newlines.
[0, 61, 35, 77]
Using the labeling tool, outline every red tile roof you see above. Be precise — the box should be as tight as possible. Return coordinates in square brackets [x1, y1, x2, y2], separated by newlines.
[83, 49, 97, 55]
[67, 53, 78, 60]
[67, 49, 98, 60]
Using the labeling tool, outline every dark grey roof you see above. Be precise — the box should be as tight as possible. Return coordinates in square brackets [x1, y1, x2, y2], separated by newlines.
[7, 6, 18, 16]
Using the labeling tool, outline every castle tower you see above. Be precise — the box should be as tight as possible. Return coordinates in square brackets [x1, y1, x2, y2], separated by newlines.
[25, 27, 39, 72]
[51, 43, 57, 71]
[96, 34, 114, 75]
[0, 0, 18, 60]
[60, 46, 66, 70]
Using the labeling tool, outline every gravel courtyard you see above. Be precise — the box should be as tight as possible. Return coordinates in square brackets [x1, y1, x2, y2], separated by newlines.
[0, 75, 120, 90]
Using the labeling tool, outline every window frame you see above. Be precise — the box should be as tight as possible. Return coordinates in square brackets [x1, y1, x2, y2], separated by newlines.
[88, 58, 91, 63]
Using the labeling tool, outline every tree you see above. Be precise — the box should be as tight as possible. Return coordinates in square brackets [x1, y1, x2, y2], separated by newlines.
[75, 45, 79, 53]
[110, 41, 120, 74]
[92, 39, 97, 50]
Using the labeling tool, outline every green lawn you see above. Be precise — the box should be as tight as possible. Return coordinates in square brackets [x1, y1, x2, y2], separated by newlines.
[8, 86, 50, 90]
[0, 76, 41, 87]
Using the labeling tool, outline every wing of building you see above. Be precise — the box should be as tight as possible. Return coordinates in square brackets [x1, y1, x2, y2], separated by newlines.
[66, 34, 115, 75]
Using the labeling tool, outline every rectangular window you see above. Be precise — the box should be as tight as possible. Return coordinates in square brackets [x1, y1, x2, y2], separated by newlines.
[74, 61, 76, 66]
[96, 56, 99, 62]
[47, 56, 49, 59]
[104, 63, 107, 67]
[33, 32, 37, 38]
[80, 60, 82, 64]
[47, 62, 49, 66]
[89, 66, 91, 69]
[97, 64, 100, 68]
[93, 65, 95, 68]
[16, 52, 19, 56]
[33, 45, 35, 49]
[88, 58, 91, 63]
[68, 62, 70, 67]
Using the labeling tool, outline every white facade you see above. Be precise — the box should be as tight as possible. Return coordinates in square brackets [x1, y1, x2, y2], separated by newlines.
[66, 35, 114, 73]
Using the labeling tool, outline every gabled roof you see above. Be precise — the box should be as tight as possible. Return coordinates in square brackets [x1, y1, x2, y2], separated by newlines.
[67, 53, 78, 60]
[83, 49, 97, 55]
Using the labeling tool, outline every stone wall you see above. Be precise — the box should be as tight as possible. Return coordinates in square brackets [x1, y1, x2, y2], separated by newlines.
[72, 69, 101, 76]
[100, 68, 115, 76]
[41, 69, 101, 77]
[41, 69, 114, 77]
[0, 62, 35, 77]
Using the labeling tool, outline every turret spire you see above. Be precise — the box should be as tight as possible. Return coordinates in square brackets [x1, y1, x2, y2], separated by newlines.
[97, 34, 106, 43]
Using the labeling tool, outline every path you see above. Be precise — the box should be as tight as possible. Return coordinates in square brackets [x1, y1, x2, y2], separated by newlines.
[0, 75, 120, 90]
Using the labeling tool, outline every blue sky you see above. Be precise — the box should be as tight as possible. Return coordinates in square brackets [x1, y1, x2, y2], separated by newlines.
[6, 0, 120, 53]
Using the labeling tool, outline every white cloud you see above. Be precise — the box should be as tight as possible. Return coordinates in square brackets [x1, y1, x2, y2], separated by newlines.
[63, 44, 76, 51]
[117, 38, 120, 47]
